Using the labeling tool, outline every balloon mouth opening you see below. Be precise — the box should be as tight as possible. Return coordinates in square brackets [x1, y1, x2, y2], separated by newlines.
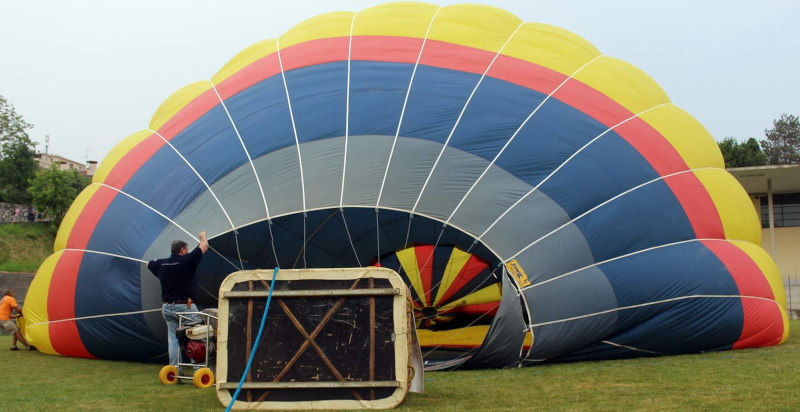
[199, 206, 504, 366]
[420, 306, 439, 319]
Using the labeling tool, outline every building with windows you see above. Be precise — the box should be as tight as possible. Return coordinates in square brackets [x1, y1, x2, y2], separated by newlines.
[34, 152, 97, 178]
[729, 164, 800, 318]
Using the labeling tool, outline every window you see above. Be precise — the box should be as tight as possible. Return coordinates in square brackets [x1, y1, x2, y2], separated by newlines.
[761, 193, 800, 228]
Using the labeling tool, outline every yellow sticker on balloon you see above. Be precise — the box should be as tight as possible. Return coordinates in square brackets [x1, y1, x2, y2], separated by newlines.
[505, 259, 531, 287]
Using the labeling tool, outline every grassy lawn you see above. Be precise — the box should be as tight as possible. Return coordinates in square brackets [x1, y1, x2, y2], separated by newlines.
[0, 222, 55, 272]
[3, 320, 798, 411]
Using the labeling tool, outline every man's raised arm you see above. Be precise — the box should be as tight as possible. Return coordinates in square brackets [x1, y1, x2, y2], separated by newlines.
[198, 231, 209, 254]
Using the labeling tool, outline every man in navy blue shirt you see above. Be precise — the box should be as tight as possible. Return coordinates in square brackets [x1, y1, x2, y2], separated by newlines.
[148, 231, 209, 366]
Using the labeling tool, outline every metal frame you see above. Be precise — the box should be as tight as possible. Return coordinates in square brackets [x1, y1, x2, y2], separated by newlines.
[174, 310, 218, 381]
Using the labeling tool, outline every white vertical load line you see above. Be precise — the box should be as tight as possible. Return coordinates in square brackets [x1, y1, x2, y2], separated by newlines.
[410, 22, 524, 214]
[375, 7, 442, 208]
[408, 23, 526, 290]
[339, 209, 362, 267]
[478, 102, 670, 242]
[208, 80, 271, 220]
[446, 54, 607, 225]
[148, 129, 237, 231]
[277, 38, 307, 211]
[340, 12, 357, 207]
[277, 37, 309, 267]
[338, 13, 363, 267]
[96, 182, 241, 270]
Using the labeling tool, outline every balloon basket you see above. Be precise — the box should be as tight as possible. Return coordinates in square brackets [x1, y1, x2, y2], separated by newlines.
[215, 267, 423, 410]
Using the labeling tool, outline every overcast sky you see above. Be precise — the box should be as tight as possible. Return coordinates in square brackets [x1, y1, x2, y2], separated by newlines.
[2, 0, 798, 164]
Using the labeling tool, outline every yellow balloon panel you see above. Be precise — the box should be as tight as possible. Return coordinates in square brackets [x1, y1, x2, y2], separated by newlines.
[149, 81, 212, 131]
[24, 252, 62, 355]
[92, 130, 153, 185]
[353, 2, 440, 38]
[427, 4, 521, 53]
[639, 104, 724, 170]
[211, 39, 278, 85]
[502, 22, 601, 77]
[573, 56, 670, 115]
[694, 169, 761, 244]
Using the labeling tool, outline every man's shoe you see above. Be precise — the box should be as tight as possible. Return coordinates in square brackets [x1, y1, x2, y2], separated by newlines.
[27, 345, 37, 351]
[9, 347, 19, 351]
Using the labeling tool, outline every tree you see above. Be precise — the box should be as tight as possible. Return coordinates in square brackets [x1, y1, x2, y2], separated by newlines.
[760, 113, 800, 165]
[0, 95, 37, 203]
[718, 137, 767, 168]
[28, 165, 90, 231]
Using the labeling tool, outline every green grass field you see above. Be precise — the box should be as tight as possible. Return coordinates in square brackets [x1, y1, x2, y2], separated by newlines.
[3, 320, 798, 411]
[0, 222, 55, 272]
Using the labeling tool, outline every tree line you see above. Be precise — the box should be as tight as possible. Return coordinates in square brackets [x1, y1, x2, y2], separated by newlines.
[718, 113, 800, 167]
[0, 95, 89, 231]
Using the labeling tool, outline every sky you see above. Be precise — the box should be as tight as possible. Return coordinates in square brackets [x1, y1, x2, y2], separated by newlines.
[1, 0, 798, 164]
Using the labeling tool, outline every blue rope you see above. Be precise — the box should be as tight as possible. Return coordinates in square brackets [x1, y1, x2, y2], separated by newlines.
[225, 267, 279, 412]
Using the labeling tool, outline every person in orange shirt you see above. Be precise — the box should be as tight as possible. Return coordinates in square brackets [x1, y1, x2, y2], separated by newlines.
[1, 290, 36, 351]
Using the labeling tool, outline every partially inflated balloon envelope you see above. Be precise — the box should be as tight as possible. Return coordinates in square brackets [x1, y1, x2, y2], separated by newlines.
[24, 2, 788, 368]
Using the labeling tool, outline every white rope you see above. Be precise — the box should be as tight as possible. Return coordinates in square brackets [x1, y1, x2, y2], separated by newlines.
[340, 209, 363, 267]
[376, 7, 442, 207]
[507, 166, 719, 261]
[292, 211, 339, 269]
[446, 54, 607, 225]
[233, 230, 244, 270]
[479, 101, 670, 241]
[96, 183, 241, 271]
[62, 248, 147, 263]
[340, 12, 357, 207]
[276, 38, 307, 210]
[433, 265, 502, 316]
[375, 209, 381, 266]
[147, 129, 237, 231]
[403, 23, 527, 281]
[61, 250, 220, 302]
[521, 237, 728, 291]
[600, 340, 664, 355]
[25, 308, 162, 328]
[208, 81, 271, 220]
[267, 219, 280, 268]
[411, 22, 525, 214]
[530, 294, 780, 328]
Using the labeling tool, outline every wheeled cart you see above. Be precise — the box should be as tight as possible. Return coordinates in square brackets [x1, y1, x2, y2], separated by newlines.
[158, 309, 218, 388]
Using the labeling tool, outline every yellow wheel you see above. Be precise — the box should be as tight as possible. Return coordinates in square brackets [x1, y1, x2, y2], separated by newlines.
[159, 365, 178, 385]
[193, 367, 214, 388]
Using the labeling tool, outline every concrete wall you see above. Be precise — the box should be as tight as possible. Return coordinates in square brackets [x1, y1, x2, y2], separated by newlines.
[0, 272, 33, 304]
[786, 281, 800, 320]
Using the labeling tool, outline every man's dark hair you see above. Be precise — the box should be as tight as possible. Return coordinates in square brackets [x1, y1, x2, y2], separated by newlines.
[3, 289, 11, 296]
[171, 240, 188, 255]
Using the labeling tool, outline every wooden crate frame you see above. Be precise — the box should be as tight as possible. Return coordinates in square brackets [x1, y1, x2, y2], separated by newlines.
[216, 268, 411, 410]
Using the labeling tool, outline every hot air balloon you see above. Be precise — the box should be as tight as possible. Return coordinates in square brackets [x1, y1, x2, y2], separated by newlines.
[23, 2, 788, 369]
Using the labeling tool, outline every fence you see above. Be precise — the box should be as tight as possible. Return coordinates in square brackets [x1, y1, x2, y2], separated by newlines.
[786, 271, 800, 320]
